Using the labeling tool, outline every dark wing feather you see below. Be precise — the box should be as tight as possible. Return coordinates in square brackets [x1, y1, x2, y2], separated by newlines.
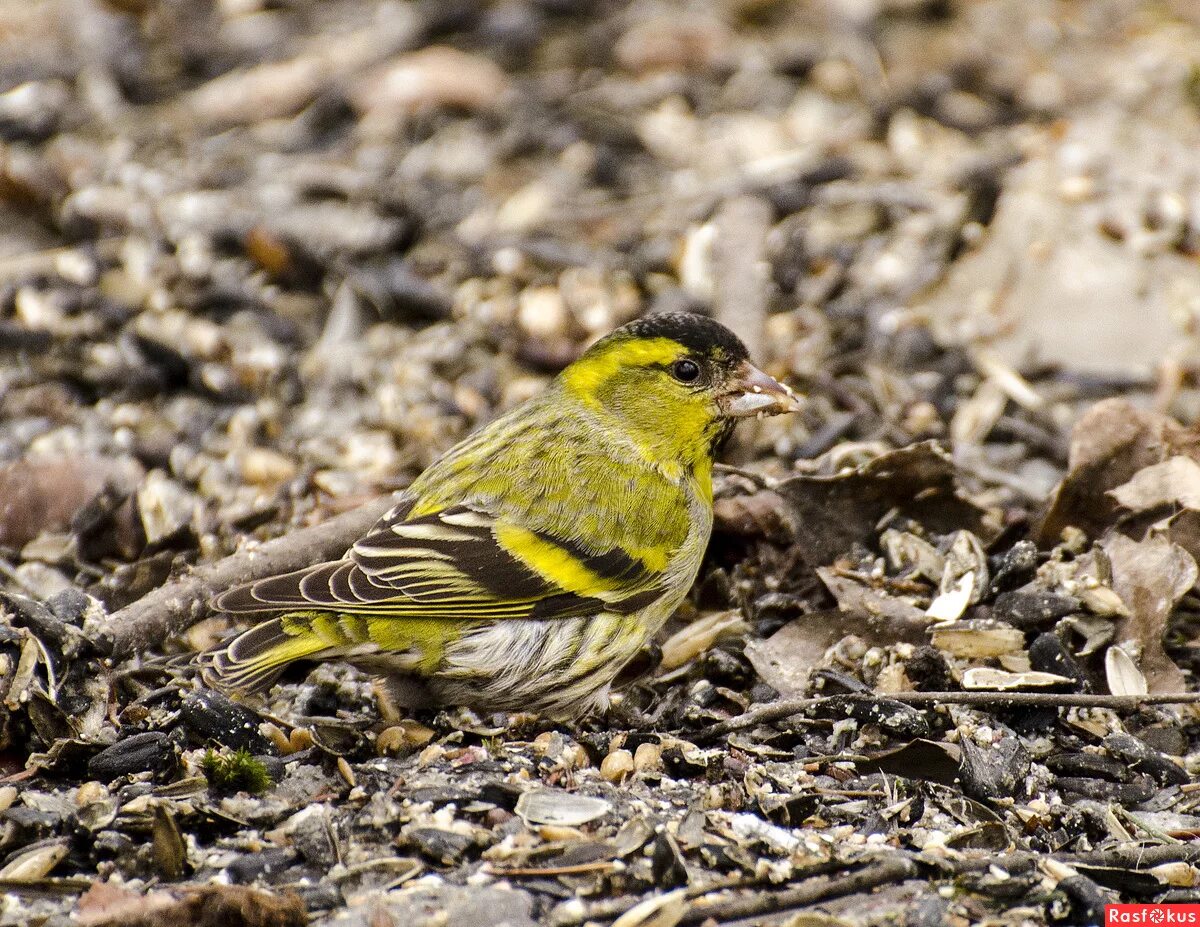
[213, 499, 664, 622]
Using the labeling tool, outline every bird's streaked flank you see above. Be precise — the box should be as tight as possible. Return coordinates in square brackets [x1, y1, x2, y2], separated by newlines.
[200, 313, 799, 717]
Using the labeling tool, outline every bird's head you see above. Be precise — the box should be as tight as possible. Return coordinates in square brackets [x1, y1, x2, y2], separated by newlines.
[557, 312, 801, 471]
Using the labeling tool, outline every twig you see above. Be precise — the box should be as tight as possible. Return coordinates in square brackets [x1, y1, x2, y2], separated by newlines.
[679, 855, 916, 925]
[0, 240, 123, 284]
[0, 877, 95, 896]
[550, 875, 768, 927]
[1114, 806, 1185, 846]
[712, 463, 774, 488]
[101, 496, 396, 660]
[1070, 844, 1200, 867]
[553, 859, 910, 927]
[180, 11, 420, 128]
[696, 691, 1200, 739]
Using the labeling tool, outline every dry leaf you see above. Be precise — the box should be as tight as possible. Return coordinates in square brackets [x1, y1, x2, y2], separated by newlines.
[783, 442, 997, 565]
[817, 568, 930, 625]
[745, 613, 841, 696]
[1150, 863, 1199, 887]
[712, 488, 794, 544]
[716, 442, 995, 565]
[76, 883, 178, 925]
[76, 884, 305, 927]
[747, 592, 930, 696]
[1038, 399, 1200, 544]
[1110, 456, 1200, 512]
[1103, 532, 1197, 694]
[0, 456, 143, 548]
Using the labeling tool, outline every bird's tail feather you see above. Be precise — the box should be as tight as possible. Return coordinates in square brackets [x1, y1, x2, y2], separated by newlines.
[200, 612, 338, 694]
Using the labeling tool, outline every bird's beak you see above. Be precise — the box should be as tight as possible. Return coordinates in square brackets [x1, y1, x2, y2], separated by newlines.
[722, 362, 803, 418]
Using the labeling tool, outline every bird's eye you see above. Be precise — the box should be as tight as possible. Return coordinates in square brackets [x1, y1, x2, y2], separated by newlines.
[671, 359, 701, 383]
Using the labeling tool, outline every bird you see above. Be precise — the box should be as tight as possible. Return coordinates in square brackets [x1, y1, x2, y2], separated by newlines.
[200, 312, 800, 718]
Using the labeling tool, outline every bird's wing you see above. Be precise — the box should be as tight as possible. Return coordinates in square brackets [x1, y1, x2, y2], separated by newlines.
[213, 498, 666, 622]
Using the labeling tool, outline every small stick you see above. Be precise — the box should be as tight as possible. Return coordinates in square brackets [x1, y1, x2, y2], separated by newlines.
[679, 855, 915, 925]
[697, 690, 1200, 739]
[102, 496, 396, 660]
[551, 875, 768, 926]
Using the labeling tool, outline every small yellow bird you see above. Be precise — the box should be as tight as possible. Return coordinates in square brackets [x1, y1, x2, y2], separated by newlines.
[201, 313, 799, 717]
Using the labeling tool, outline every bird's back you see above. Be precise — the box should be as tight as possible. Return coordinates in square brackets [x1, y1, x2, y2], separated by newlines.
[404, 386, 699, 565]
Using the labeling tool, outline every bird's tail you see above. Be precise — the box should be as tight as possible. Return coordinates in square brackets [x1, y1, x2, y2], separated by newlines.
[200, 611, 344, 694]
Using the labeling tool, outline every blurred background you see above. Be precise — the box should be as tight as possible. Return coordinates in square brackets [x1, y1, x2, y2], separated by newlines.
[8, 7, 1200, 922]
[2, 0, 1200, 600]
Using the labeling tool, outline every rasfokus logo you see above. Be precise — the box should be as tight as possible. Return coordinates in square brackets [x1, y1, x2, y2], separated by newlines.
[1107, 906, 1200, 924]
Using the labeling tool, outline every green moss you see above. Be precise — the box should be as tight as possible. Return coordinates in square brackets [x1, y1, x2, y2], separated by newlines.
[202, 747, 272, 794]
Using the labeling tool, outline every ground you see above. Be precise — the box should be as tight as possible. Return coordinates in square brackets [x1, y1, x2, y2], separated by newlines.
[3, 1, 1200, 925]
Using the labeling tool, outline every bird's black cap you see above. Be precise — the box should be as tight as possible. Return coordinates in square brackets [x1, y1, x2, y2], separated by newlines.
[617, 312, 749, 362]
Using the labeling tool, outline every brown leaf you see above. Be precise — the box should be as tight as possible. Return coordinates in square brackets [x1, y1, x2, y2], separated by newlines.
[1103, 532, 1198, 694]
[716, 442, 995, 566]
[1109, 456, 1200, 512]
[746, 593, 928, 697]
[0, 456, 142, 548]
[851, 739, 962, 786]
[76, 882, 177, 924]
[1038, 399, 1200, 544]
[783, 443, 996, 565]
[1161, 509, 1200, 566]
[712, 488, 793, 544]
[816, 568, 930, 626]
[745, 613, 837, 696]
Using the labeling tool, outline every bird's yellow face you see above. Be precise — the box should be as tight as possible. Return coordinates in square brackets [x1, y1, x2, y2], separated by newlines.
[558, 313, 800, 473]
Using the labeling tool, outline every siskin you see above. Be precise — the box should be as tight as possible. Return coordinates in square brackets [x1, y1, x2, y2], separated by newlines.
[201, 313, 799, 718]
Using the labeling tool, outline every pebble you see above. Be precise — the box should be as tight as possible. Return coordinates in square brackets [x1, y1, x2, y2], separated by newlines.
[615, 15, 731, 74]
[239, 447, 298, 487]
[262, 722, 294, 756]
[74, 781, 109, 806]
[355, 46, 510, 121]
[600, 749, 634, 784]
[633, 743, 663, 774]
[377, 721, 436, 756]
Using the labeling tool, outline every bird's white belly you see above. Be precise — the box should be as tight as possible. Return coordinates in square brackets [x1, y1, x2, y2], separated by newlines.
[429, 479, 711, 716]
